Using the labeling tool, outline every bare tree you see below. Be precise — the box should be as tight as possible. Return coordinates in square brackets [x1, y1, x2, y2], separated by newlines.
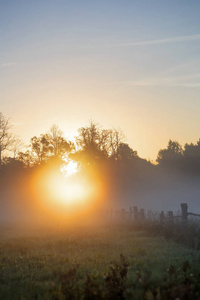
[76, 121, 100, 149]
[50, 125, 72, 157]
[109, 129, 125, 160]
[12, 137, 24, 159]
[74, 121, 125, 163]
[0, 113, 15, 168]
[29, 134, 52, 164]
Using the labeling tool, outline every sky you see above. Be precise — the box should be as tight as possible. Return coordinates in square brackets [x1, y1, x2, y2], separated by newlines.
[1, 0, 200, 160]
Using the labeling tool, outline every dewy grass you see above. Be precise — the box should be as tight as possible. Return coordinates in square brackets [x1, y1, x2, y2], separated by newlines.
[0, 225, 200, 299]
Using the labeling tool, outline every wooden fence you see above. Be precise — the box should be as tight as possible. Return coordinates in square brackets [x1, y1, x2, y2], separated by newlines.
[104, 203, 200, 227]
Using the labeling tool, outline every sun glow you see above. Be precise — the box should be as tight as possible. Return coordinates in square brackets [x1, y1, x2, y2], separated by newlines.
[61, 160, 78, 178]
[32, 159, 99, 217]
[48, 172, 92, 206]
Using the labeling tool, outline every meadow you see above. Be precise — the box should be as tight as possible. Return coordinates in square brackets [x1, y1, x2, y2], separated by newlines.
[1, 223, 200, 300]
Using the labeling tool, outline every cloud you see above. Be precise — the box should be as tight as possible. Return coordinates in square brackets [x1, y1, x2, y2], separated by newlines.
[131, 79, 200, 88]
[108, 34, 200, 48]
[0, 62, 17, 68]
[129, 73, 200, 88]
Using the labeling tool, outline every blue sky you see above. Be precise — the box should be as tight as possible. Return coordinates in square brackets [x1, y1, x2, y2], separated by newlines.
[1, 1, 200, 160]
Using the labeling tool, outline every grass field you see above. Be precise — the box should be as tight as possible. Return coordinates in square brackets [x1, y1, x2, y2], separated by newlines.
[1, 224, 200, 299]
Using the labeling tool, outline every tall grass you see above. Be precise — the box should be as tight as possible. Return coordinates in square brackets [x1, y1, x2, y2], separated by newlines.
[1, 224, 200, 299]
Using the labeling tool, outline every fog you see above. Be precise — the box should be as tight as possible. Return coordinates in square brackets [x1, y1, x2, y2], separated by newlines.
[1, 168, 200, 230]
[126, 176, 200, 213]
[110, 169, 200, 214]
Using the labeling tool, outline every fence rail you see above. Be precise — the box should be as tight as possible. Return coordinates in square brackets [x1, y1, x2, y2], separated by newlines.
[104, 203, 200, 227]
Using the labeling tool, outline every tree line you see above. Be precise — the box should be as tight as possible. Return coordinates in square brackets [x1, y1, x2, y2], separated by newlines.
[0, 112, 138, 170]
[1, 111, 200, 176]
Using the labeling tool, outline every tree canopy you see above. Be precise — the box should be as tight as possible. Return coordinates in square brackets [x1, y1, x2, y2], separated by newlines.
[1, 112, 200, 177]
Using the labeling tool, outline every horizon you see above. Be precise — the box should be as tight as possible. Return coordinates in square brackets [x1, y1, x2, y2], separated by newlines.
[4, 115, 200, 163]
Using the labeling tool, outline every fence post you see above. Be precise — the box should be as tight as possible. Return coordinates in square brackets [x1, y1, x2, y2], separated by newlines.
[181, 203, 188, 227]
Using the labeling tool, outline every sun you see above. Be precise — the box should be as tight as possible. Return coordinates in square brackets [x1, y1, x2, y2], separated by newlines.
[48, 174, 90, 206]
[60, 160, 78, 178]
[32, 157, 101, 218]
[33, 159, 97, 211]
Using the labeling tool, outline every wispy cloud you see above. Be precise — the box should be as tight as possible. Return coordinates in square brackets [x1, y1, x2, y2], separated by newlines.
[0, 62, 17, 68]
[131, 74, 200, 88]
[132, 81, 200, 88]
[130, 79, 200, 88]
[109, 34, 200, 47]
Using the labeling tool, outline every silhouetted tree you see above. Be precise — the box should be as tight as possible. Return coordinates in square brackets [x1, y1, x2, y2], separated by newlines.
[30, 134, 52, 164]
[74, 122, 108, 164]
[2, 156, 24, 171]
[74, 122, 125, 164]
[109, 129, 125, 160]
[156, 140, 183, 168]
[118, 143, 138, 162]
[0, 113, 15, 168]
[27, 125, 72, 165]
[183, 140, 200, 173]
[18, 150, 35, 167]
[76, 122, 99, 147]
[49, 125, 72, 157]
[12, 137, 24, 159]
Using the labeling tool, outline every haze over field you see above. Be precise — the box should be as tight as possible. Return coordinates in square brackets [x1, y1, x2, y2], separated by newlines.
[1, 1, 200, 160]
